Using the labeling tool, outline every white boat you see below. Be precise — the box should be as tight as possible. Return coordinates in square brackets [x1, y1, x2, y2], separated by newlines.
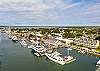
[11, 36, 18, 42]
[34, 53, 40, 57]
[96, 67, 100, 71]
[32, 40, 47, 56]
[78, 50, 85, 54]
[8, 34, 12, 39]
[28, 45, 34, 49]
[32, 45, 47, 56]
[20, 40, 27, 46]
[96, 60, 100, 67]
[45, 51, 76, 65]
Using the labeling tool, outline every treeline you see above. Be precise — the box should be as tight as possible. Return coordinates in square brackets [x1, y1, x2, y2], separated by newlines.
[11, 27, 100, 38]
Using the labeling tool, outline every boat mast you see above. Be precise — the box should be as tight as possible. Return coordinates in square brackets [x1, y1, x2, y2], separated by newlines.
[8, 26, 11, 35]
[67, 48, 72, 56]
[67, 49, 69, 56]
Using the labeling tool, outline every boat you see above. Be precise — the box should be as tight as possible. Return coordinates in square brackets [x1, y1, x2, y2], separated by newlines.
[32, 40, 47, 56]
[20, 40, 27, 47]
[78, 50, 85, 54]
[8, 26, 12, 39]
[8, 35, 12, 39]
[45, 51, 76, 65]
[96, 60, 100, 67]
[34, 53, 40, 57]
[11, 36, 18, 42]
[28, 45, 34, 49]
[96, 67, 100, 71]
[32, 45, 47, 56]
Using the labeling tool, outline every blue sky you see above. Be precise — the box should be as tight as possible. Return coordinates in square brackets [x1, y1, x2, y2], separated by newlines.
[0, 0, 100, 26]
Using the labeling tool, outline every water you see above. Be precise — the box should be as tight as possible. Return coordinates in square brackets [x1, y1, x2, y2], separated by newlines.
[0, 33, 100, 71]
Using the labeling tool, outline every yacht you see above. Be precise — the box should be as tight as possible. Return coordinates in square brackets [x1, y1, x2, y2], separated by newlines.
[32, 45, 47, 56]
[28, 45, 34, 49]
[20, 40, 27, 47]
[45, 51, 76, 65]
[78, 50, 85, 54]
[11, 36, 18, 42]
[32, 41, 47, 56]
[96, 60, 100, 67]
[34, 53, 40, 57]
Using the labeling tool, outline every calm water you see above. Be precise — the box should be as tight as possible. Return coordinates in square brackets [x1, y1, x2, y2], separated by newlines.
[0, 33, 100, 71]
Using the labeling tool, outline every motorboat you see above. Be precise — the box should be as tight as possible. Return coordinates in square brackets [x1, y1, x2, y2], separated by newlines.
[32, 45, 47, 56]
[96, 60, 100, 67]
[28, 45, 34, 49]
[32, 40, 47, 56]
[34, 53, 40, 57]
[45, 51, 76, 65]
[8, 34, 12, 39]
[20, 40, 27, 47]
[11, 36, 18, 42]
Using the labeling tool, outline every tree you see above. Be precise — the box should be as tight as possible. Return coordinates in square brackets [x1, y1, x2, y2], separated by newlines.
[97, 46, 100, 50]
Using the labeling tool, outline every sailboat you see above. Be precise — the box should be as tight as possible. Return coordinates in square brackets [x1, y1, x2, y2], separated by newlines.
[8, 26, 12, 39]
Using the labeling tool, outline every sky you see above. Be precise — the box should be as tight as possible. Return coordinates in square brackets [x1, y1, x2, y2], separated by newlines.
[0, 0, 100, 26]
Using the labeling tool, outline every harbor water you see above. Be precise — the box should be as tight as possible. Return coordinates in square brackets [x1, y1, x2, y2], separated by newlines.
[0, 33, 100, 71]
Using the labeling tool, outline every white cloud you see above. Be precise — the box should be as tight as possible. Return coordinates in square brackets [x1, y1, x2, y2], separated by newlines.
[0, 0, 55, 12]
[84, 3, 100, 12]
[0, 0, 81, 12]
[0, 0, 82, 20]
[0, 0, 100, 26]
[61, 3, 100, 19]
[61, 2, 81, 10]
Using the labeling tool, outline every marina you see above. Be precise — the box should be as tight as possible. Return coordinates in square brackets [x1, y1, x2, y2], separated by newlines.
[0, 32, 100, 71]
